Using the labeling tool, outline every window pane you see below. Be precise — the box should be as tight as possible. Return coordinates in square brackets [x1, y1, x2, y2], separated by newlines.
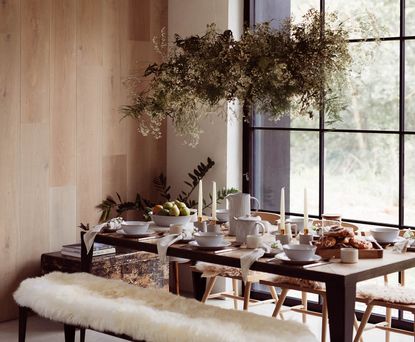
[406, 41, 415, 131]
[405, 136, 415, 226]
[291, 0, 319, 23]
[254, 0, 318, 26]
[329, 41, 399, 130]
[251, 0, 319, 130]
[326, 0, 400, 39]
[253, 113, 319, 129]
[407, 0, 415, 36]
[253, 130, 319, 215]
[324, 133, 399, 223]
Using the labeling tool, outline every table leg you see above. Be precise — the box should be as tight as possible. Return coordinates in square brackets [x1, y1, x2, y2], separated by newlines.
[191, 268, 206, 301]
[80, 232, 93, 273]
[169, 261, 179, 294]
[325, 280, 356, 342]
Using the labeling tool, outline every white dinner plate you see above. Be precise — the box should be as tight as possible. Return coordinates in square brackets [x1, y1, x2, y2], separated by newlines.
[275, 252, 322, 265]
[188, 240, 231, 251]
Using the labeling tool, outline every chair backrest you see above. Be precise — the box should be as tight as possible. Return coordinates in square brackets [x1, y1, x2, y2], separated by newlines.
[311, 219, 359, 232]
[252, 211, 280, 224]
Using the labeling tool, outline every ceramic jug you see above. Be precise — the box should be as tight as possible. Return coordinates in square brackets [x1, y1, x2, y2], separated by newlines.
[226, 192, 260, 236]
[234, 216, 266, 244]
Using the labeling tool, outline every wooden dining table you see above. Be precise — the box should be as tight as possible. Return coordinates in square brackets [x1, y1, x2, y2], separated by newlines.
[81, 231, 415, 342]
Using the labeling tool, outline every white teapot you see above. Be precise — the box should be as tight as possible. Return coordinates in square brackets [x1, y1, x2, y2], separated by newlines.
[226, 192, 260, 236]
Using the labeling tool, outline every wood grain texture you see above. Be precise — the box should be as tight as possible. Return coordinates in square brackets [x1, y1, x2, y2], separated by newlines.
[128, 0, 151, 41]
[77, 0, 103, 66]
[49, 186, 77, 251]
[102, 154, 127, 201]
[0, 0, 167, 322]
[50, 0, 76, 187]
[76, 66, 103, 225]
[0, 0, 20, 322]
[19, 1, 51, 294]
[103, 0, 126, 156]
[21, 0, 51, 123]
[19, 123, 50, 277]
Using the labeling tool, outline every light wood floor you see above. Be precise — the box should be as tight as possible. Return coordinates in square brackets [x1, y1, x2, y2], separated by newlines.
[0, 299, 412, 341]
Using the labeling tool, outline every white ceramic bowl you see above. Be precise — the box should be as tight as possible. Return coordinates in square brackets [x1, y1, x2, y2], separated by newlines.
[283, 244, 316, 262]
[216, 209, 229, 222]
[150, 211, 196, 227]
[121, 221, 150, 235]
[194, 232, 225, 247]
[370, 227, 399, 243]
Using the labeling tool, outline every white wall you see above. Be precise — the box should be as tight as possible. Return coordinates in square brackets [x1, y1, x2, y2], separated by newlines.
[167, 0, 243, 210]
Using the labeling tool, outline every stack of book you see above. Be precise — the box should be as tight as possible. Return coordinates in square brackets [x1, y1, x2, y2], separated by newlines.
[61, 243, 116, 258]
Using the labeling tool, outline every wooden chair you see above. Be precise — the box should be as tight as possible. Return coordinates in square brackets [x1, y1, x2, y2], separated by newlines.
[195, 212, 282, 313]
[195, 269, 283, 315]
[264, 280, 362, 342]
[252, 211, 280, 225]
[354, 296, 415, 342]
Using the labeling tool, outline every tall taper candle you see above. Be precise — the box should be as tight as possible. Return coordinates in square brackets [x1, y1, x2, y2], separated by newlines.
[304, 188, 308, 230]
[198, 180, 203, 220]
[212, 181, 217, 220]
[280, 188, 285, 231]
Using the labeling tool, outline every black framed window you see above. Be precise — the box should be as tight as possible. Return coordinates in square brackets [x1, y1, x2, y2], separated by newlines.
[244, 0, 415, 230]
[244, 0, 415, 330]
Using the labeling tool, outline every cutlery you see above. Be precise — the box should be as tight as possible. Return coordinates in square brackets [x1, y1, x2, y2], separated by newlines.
[303, 261, 331, 269]
[138, 233, 164, 241]
[266, 257, 278, 263]
[213, 248, 238, 254]
[138, 234, 163, 241]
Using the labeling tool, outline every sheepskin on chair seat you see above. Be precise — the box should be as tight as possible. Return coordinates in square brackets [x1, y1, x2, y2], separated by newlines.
[357, 284, 415, 304]
[195, 262, 243, 278]
[195, 262, 322, 290]
[14, 272, 317, 342]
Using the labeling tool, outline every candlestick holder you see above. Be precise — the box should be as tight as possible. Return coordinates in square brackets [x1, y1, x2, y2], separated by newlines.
[207, 222, 221, 233]
[194, 220, 207, 232]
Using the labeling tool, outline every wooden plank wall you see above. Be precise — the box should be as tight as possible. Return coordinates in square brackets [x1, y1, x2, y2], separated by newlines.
[0, 0, 167, 322]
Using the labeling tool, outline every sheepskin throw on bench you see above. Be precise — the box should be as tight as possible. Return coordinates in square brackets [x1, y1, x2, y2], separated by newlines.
[14, 272, 317, 342]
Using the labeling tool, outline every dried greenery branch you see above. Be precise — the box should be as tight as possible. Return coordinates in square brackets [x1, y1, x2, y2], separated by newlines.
[122, 9, 356, 145]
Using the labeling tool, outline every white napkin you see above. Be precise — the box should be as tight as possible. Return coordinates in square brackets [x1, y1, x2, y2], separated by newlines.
[83, 217, 123, 253]
[240, 247, 266, 283]
[393, 238, 410, 254]
[156, 233, 184, 264]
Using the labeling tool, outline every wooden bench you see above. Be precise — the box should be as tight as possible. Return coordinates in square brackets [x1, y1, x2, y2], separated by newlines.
[14, 271, 318, 342]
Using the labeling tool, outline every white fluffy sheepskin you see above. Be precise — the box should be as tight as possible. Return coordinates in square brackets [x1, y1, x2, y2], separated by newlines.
[195, 262, 243, 278]
[357, 284, 415, 304]
[14, 272, 317, 342]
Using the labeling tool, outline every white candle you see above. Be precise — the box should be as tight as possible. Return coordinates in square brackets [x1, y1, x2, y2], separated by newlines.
[212, 181, 217, 220]
[198, 180, 203, 220]
[280, 188, 285, 231]
[304, 188, 308, 230]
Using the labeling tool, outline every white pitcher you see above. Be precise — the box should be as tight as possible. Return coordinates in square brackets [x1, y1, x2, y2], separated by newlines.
[234, 216, 266, 244]
[226, 192, 260, 236]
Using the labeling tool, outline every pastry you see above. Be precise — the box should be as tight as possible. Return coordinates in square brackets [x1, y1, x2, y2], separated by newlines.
[349, 237, 373, 250]
[325, 226, 354, 238]
[316, 236, 337, 248]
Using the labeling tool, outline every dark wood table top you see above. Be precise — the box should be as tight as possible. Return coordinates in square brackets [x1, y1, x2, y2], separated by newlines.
[92, 232, 415, 284]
